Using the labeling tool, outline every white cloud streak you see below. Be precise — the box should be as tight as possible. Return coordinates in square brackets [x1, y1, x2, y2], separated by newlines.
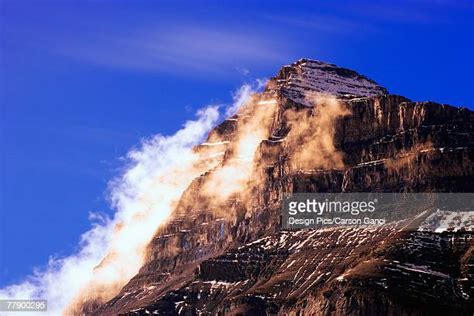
[226, 79, 266, 117]
[55, 26, 289, 75]
[0, 106, 221, 315]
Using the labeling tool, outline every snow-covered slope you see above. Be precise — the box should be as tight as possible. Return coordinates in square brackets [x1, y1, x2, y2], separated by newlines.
[267, 58, 388, 106]
[419, 210, 474, 232]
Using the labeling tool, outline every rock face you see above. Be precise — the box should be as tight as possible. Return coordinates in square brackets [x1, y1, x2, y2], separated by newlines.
[87, 59, 474, 315]
[125, 229, 473, 316]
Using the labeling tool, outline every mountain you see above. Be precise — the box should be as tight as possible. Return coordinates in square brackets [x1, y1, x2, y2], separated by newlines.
[81, 59, 473, 315]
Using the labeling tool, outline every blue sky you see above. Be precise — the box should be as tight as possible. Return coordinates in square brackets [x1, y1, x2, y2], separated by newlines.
[0, 0, 473, 286]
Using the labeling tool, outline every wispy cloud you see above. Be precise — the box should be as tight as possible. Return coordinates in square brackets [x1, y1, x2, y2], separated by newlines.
[334, 0, 474, 25]
[53, 25, 291, 75]
[264, 13, 376, 34]
[264, 1, 473, 33]
[225, 79, 266, 117]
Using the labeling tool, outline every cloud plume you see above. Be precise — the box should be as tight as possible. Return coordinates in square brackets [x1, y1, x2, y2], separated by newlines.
[0, 106, 221, 315]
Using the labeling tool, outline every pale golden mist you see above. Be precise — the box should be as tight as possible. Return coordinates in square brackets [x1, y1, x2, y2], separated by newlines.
[64, 89, 272, 313]
[202, 96, 277, 206]
[1, 84, 355, 315]
[65, 92, 350, 313]
[285, 92, 351, 171]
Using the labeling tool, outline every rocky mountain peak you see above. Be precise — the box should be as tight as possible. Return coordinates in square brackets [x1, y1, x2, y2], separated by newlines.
[78, 59, 473, 316]
[266, 58, 389, 106]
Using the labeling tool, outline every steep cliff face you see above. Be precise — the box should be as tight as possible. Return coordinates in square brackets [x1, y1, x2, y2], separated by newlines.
[88, 59, 473, 315]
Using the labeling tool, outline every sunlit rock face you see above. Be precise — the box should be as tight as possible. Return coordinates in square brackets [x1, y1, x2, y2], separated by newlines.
[86, 59, 474, 315]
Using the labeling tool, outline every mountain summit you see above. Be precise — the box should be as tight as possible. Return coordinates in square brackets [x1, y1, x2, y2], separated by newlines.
[267, 59, 388, 106]
[78, 59, 473, 315]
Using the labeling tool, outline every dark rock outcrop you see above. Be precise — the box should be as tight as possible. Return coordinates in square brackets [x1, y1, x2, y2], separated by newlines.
[127, 228, 473, 316]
